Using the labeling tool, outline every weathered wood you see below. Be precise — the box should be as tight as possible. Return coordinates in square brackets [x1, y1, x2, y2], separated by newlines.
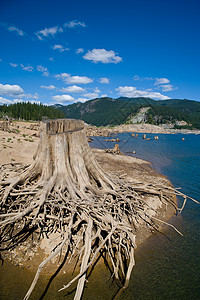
[74, 218, 92, 300]
[0, 118, 197, 300]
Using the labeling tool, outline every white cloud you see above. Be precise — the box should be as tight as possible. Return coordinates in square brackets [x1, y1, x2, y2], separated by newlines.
[64, 20, 86, 28]
[67, 76, 93, 84]
[13, 92, 39, 100]
[0, 83, 24, 97]
[8, 26, 25, 36]
[60, 85, 85, 93]
[94, 87, 100, 93]
[29, 100, 41, 104]
[43, 72, 49, 77]
[116, 86, 170, 100]
[101, 94, 108, 98]
[54, 73, 70, 79]
[41, 85, 56, 90]
[0, 96, 12, 105]
[13, 99, 41, 104]
[161, 84, 177, 92]
[153, 78, 177, 92]
[133, 75, 154, 81]
[20, 64, 34, 72]
[133, 75, 140, 81]
[36, 26, 63, 40]
[99, 77, 109, 84]
[23, 93, 39, 100]
[37, 65, 50, 77]
[49, 57, 54, 62]
[10, 63, 18, 68]
[83, 49, 122, 64]
[52, 44, 69, 52]
[55, 73, 93, 84]
[145, 77, 154, 81]
[83, 92, 99, 99]
[52, 94, 74, 103]
[154, 78, 170, 85]
[75, 98, 89, 103]
[76, 48, 84, 54]
[37, 65, 47, 72]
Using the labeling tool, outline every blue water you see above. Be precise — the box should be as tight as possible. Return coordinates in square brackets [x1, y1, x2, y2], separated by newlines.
[90, 133, 200, 300]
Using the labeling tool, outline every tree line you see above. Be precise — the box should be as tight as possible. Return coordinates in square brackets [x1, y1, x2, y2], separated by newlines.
[0, 102, 65, 121]
[146, 105, 200, 129]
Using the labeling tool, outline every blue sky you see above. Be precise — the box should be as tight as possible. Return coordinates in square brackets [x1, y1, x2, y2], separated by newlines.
[0, 0, 200, 106]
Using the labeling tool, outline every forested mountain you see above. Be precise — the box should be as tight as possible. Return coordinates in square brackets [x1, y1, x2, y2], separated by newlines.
[1, 98, 199, 129]
[55, 97, 141, 126]
[55, 97, 200, 129]
[0, 102, 65, 121]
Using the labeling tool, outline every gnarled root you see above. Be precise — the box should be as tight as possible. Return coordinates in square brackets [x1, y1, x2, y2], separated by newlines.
[0, 119, 198, 300]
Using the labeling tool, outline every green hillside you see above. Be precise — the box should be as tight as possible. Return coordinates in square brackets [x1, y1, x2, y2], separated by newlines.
[56, 97, 141, 126]
[56, 97, 200, 129]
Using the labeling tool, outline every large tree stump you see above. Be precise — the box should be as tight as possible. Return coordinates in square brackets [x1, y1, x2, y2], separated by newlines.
[0, 119, 194, 300]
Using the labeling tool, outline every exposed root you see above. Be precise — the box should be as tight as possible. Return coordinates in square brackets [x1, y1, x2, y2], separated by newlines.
[0, 119, 199, 300]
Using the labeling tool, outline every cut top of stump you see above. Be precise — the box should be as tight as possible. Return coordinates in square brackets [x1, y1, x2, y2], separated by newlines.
[44, 119, 85, 135]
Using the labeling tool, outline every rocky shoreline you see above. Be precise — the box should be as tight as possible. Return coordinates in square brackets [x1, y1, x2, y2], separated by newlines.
[86, 123, 200, 136]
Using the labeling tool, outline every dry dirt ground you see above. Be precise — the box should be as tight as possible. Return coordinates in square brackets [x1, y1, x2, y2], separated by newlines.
[0, 120, 39, 165]
[0, 120, 177, 274]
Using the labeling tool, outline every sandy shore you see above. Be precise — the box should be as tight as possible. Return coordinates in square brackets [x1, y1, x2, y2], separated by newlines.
[0, 120, 177, 274]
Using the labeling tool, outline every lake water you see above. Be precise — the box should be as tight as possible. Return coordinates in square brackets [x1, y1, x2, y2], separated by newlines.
[90, 132, 200, 300]
[1, 133, 200, 299]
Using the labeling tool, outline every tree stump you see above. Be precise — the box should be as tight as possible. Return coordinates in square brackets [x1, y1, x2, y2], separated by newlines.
[0, 119, 192, 300]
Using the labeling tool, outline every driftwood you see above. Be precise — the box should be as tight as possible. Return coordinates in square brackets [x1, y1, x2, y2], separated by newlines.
[0, 119, 198, 300]
[105, 144, 123, 155]
[0, 121, 10, 132]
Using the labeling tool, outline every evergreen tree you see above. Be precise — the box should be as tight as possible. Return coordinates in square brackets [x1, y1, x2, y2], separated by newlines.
[0, 102, 65, 121]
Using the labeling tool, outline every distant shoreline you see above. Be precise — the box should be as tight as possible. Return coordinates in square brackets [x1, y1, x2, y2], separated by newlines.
[86, 123, 200, 136]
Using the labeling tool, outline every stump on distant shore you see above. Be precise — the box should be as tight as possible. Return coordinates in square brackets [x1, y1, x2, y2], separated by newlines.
[0, 119, 193, 300]
[105, 144, 122, 155]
